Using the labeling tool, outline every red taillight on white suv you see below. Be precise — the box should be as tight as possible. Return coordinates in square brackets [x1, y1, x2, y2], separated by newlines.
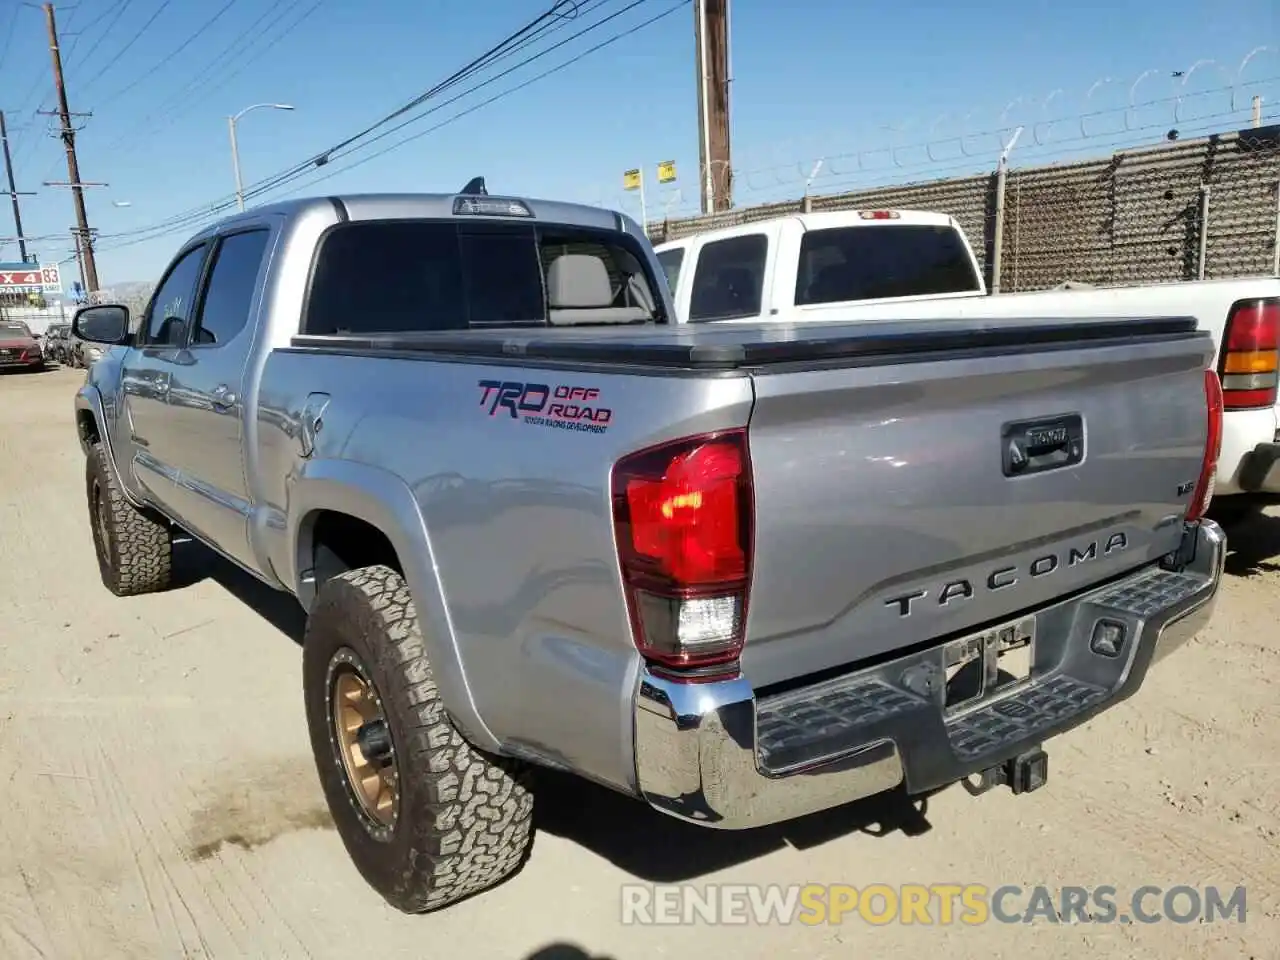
[1187, 369, 1224, 522]
[1218, 298, 1279, 410]
[611, 429, 754, 673]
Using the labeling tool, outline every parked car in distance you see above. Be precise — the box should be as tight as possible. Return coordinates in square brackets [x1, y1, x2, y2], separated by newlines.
[65, 323, 107, 368]
[654, 210, 1280, 516]
[41, 323, 71, 364]
[74, 186, 1226, 916]
[0, 320, 47, 371]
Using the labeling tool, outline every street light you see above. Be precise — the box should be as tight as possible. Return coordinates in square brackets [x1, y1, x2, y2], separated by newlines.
[228, 103, 295, 212]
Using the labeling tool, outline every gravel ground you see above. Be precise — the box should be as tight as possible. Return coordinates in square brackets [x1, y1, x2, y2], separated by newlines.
[1, 367, 1277, 960]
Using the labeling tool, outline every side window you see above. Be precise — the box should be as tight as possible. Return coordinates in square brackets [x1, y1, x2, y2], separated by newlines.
[191, 230, 270, 347]
[146, 244, 208, 346]
[656, 248, 684, 294]
[687, 234, 767, 321]
[305, 221, 466, 335]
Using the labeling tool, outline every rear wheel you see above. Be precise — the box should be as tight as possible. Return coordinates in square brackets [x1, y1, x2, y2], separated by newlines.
[85, 442, 173, 596]
[303, 564, 535, 913]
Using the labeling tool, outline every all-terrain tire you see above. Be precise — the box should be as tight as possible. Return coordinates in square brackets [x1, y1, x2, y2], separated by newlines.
[302, 565, 535, 913]
[86, 442, 173, 596]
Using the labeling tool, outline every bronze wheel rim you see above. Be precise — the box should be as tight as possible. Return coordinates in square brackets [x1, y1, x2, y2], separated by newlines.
[328, 649, 399, 831]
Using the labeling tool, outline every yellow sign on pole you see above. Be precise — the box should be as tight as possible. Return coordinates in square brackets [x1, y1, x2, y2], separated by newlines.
[657, 160, 677, 184]
[623, 168, 642, 191]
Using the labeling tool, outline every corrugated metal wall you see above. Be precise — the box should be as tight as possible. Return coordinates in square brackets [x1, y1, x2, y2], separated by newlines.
[650, 127, 1280, 293]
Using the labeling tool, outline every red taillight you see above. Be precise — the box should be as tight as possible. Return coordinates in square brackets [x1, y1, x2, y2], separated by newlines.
[1187, 369, 1224, 521]
[1218, 298, 1279, 410]
[857, 210, 901, 220]
[611, 429, 753, 673]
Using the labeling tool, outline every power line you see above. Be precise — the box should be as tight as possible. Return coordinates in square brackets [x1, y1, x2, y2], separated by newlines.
[96, 0, 633, 242]
[75, 0, 172, 93]
[0, 4, 21, 73]
[98, 0, 690, 251]
[64, 0, 129, 64]
[91, 0, 241, 109]
[305, 0, 596, 168]
[226, 0, 657, 208]
[270, 0, 688, 200]
[67, 0, 134, 72]
[104, 0, 317, 155]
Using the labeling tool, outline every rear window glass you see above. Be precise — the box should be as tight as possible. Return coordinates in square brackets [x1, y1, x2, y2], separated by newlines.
[794, 225, 981, 305]
[304, 220, 661, 335]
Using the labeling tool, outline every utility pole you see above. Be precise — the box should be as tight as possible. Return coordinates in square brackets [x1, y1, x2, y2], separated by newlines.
[693, 0, 732, 214]
[0, 111, 35, 263]
[71, 227, 86, 289]
[42, 2, 99, 292]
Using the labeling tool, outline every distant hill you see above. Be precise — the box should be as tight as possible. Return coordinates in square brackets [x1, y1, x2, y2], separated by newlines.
[103, 280, 155, 299]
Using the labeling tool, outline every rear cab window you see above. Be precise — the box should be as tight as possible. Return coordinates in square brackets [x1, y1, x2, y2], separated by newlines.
[794, 224, 981, 305]
[303, 219, 664, 335]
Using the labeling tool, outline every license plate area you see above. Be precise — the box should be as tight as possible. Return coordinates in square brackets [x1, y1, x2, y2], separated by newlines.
[943, 617, 1036, 717]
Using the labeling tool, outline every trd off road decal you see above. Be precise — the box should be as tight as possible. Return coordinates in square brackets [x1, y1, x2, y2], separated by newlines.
[477, 379, 613, 434]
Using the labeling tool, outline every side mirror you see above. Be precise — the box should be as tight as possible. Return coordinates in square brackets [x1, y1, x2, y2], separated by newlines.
[73, 304, 131, 345]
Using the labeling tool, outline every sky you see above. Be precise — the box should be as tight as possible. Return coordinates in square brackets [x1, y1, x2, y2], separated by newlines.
[0, 0, 1276, 285]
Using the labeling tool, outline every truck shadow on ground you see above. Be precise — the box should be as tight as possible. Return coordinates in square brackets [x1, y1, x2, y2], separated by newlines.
[1214, 506, 1280, 578]
[171, 537, 309, 643]
[169, 539, 942, 881]
[533, 769, 934, 883]
[522, 946, 616, 960]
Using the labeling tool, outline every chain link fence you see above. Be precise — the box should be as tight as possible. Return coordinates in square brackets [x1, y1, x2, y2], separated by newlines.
[649, 126, 1280, 293]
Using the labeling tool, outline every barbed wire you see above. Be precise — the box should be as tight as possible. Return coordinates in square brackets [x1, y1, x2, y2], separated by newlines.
[581, 52, 1279, 218]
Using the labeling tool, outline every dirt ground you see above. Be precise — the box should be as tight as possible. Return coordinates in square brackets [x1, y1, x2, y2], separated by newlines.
[1, 367, 1276, 960]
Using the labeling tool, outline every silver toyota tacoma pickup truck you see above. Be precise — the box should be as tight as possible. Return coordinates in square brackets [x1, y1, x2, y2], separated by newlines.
[72, 184, 1227, 914]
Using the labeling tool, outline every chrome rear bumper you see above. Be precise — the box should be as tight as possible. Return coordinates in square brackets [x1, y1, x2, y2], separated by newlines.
[633, 519, 1226, 829]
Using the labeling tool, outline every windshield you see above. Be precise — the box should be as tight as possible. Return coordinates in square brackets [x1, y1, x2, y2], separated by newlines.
[304, 219, 664, 336]
[794, 224, 982, 305]
[0, 322, 32, 338]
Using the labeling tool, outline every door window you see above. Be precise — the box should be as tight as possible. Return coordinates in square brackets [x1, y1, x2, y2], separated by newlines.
[146, 244, 208, 346]
[191, 230, 270, 347]
[656, 247, 685, 294]
[687, 234, 767, 321]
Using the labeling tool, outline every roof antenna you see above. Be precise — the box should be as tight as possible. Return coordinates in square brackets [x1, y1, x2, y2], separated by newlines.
[459, 176, 487, 196]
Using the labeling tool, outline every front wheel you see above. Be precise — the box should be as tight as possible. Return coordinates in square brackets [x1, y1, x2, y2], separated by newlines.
[302, 565, 535, 913]
[86, 442, 173, 596]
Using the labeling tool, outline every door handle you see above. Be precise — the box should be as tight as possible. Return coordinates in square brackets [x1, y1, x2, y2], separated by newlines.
[211, 384, 238, 411]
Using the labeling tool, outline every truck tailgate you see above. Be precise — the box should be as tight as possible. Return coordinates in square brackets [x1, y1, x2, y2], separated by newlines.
[742, 317, 1214, 689]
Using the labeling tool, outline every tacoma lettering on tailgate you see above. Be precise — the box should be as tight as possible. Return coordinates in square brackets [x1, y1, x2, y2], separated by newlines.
[884, 531, 1130, 618]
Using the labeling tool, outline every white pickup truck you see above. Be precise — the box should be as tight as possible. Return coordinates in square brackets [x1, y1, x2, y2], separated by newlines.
[654, 211, 1280, 515]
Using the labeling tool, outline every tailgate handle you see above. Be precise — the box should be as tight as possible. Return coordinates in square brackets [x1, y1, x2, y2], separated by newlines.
[1002, 415, 1084, 477]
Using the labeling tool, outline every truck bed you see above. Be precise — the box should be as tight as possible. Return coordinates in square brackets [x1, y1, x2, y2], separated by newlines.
[289, 314, 1199, 370]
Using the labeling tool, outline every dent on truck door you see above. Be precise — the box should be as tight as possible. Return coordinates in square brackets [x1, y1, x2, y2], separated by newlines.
[121, 241, 210, 503]
[162, 227, 271, 569]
